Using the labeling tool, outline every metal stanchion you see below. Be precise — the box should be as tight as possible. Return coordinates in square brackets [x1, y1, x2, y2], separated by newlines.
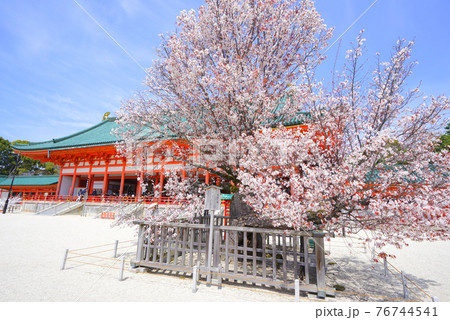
[295, 279, 300, 302]
[192, 265, 199, 293]
[113, 240, 119, 258]
[61, 249, 69, 270]
[119, 256, 125, 281]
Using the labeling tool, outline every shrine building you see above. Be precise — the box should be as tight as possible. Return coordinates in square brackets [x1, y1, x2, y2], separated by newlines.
[9, 117, 200, 201]
[8, 116, 228, 208]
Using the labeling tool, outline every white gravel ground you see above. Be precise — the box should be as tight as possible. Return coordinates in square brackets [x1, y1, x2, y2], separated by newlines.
[1, 212, 449, 318]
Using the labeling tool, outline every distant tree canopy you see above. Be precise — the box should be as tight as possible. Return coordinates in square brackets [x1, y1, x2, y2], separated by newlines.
[0, 137, 16, 175]
[0, 137, 58, 176]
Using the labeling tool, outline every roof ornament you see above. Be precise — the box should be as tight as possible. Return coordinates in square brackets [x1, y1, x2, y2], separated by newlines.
[103, 112, 110, 121]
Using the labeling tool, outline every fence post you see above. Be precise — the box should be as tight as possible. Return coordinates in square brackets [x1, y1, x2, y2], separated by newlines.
[136, 224, 144, 262]
[213, 228, 220, 268]
[432, 296, 439, 302]
[315, 234, 326, 299]
[61, 249, 69, 270]
[118, 255, 126, 281]
[206, 210, 214, 284]
[384, 257, 388, 277]
[295, 279, 300, 302]
[401, 271, 409, 300]
[217, 265, 223, 289]
[192, 265, 198, 293]
[113, 240, 119, 258]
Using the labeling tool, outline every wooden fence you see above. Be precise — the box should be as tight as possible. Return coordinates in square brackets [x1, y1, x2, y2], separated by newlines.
[132, 220, 330, 298]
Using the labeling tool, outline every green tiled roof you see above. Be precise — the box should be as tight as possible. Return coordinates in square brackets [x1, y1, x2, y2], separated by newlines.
[11, 99, 311, 153]
[269, 95, 312, 127]
[12, 117, 121, 151]
[0, 175, 59, 187]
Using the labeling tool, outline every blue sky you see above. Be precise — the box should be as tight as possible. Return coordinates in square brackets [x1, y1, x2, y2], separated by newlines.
[0, 0, 449, 142]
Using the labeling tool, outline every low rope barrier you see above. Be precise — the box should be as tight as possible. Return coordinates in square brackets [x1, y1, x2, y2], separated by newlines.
[385, 259, 432, 300]
[384, 268, 423, 301]
[71, 244, 137, 256]
[331, 236, 432, 302]
[66, 259, 125, 270]
[334, 289, 419, 302]
[61, 238, 424, 303]
[67, 253, 121, 262]
[69, 239, 136, 252]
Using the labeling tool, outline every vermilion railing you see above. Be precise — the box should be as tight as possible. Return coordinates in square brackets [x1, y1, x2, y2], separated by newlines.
[20, 194, 231, 214]
[21, 194, 189, 205]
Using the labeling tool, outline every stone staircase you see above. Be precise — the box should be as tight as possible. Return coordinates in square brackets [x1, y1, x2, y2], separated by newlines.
[36, 202, 83, 216]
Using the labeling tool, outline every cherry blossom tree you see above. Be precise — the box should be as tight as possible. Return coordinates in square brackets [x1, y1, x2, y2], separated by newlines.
[116, 0, 449, 250]
[116, 0, 332, 184]
[237, 34, 450, 250]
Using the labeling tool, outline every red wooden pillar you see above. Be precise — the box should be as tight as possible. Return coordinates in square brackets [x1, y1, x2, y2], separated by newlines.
[102, 174, 109, 196]
[102, 160, 110, 196]
[159, 170, 164, 202]
[119, 162, 126, 196]
[69, 173, 77, 198]
[88, 176, 94, 194]
[205, 170, 210, 185]
[56, 172, 63, 196]
[86, 163, 93, 199]
[69, 161, 78, 198]
[137, 171, 144, 197]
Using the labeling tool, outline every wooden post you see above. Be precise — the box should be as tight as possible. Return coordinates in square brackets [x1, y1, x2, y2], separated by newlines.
[217, 265, 223, 289]
[136, 224, 144, 262]
[432, 296, 439, 302]
[295, 279, 300, 302]
[119, 255, 125, 281]
[384, 257, 388, 276]
[206, 210, 214, 284]
[61, 249, 69, 270]
[401, 271, 409, 300]
[304, 236, 310, 284]
[315, 235, 326, 299]
[213, 227, 220, 268]
[272, 233, 277, 280]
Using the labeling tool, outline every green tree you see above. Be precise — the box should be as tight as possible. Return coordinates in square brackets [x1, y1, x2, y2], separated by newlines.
[1, 137, 59, 176]
[436, 123, 450, 152]
[0, 137, 16, 175]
